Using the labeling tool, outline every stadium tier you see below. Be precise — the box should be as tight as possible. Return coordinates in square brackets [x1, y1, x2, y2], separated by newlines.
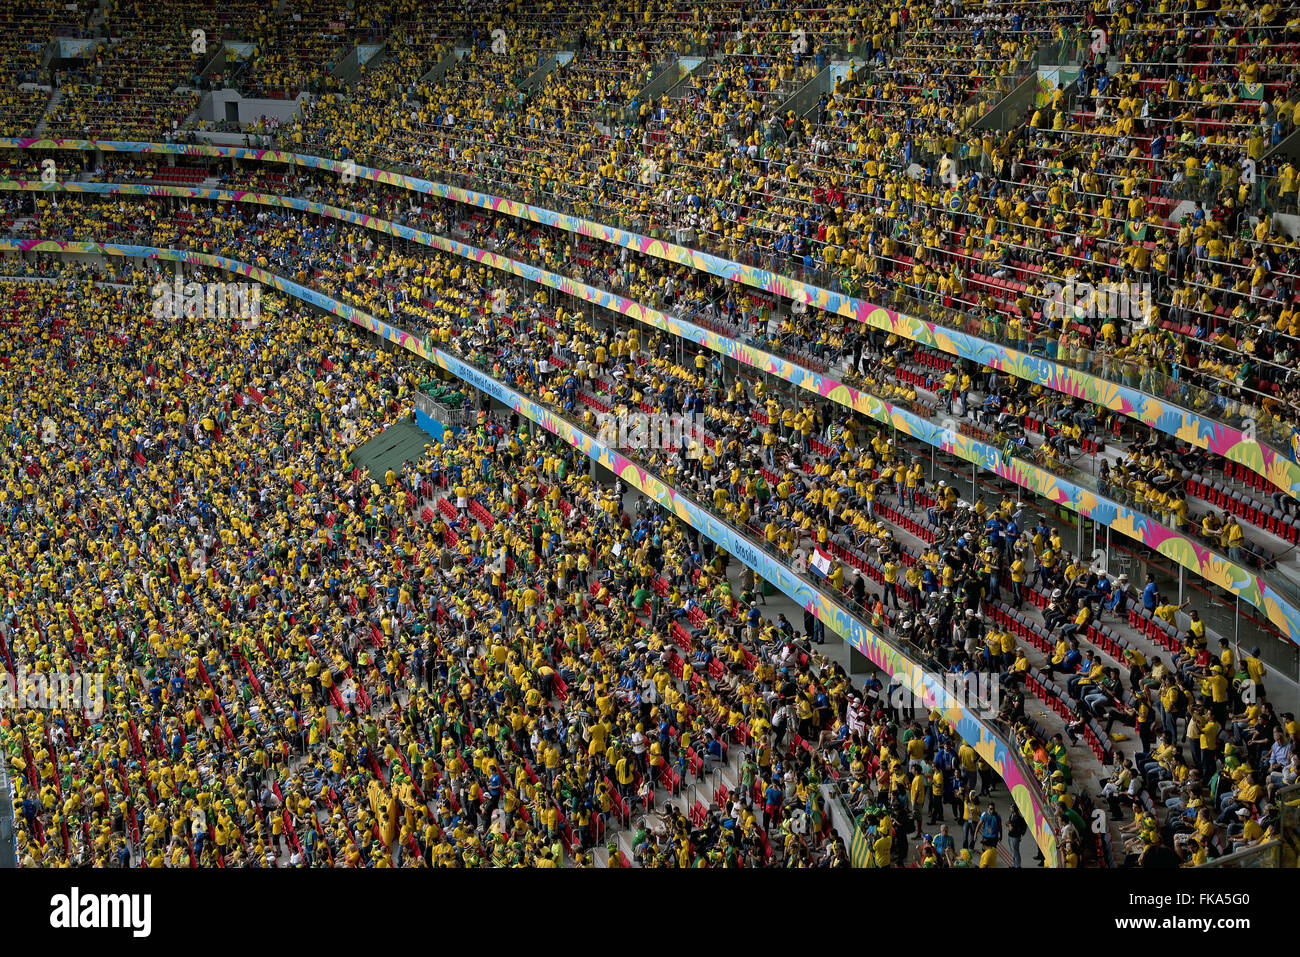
[0, 0, 1298, 878]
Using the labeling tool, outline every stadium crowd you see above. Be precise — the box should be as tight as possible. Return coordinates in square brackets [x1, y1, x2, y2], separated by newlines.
[1, 0, 1299, 870]
[7, 180, 1297, 864]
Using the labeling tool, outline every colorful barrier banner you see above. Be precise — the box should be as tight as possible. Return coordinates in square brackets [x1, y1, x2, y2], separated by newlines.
[5, 137, 1294, 502]
[0, 236, 1061, 865]
[10, 179, 1300, 650]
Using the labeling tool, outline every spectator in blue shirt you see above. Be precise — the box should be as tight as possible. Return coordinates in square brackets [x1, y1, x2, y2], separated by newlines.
[1108, 573, 1131, 615]
[1142, 573, 1159, 611]
[933, 824, 956, 864]
[978, 805, 1002, 848]
[1043, 640, 1083, 680]
[762, 782, 783, 831]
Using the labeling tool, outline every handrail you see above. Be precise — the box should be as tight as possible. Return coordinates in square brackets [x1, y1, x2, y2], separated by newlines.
[3, 136, 1296, 504]
[10, 177, 1300, 650]
[0, 758, 14, 869]
[1200, 839, 1282, 868]
[0, 237, 1063, 867]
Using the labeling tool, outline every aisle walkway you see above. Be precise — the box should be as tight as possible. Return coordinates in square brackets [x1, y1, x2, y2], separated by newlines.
[350, 418, 435, 481]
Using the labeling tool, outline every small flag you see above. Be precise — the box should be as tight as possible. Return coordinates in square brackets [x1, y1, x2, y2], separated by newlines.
[850, 820, 873, 867]
[810, 547, 832, 578]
